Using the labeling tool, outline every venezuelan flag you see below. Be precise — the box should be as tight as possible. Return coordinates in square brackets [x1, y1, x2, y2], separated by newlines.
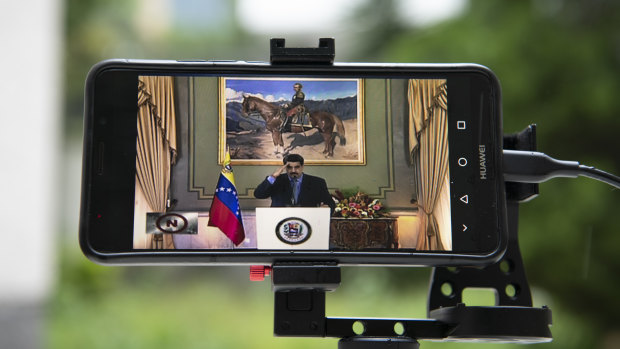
[208, 151, 245, 245]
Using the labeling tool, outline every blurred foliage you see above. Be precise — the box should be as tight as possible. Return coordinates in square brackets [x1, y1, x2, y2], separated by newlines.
[49, 251, 603, 348]
[63, 0, 261, 133]
[58, 0, 620, 348]
[50, 251, 573, 349]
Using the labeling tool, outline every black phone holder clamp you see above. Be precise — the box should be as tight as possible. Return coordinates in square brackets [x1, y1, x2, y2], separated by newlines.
[427, 125, 550, 344]
[262, 40, 551, 347]
[261, 125, 551, 349]
[270, 38, 335, 65]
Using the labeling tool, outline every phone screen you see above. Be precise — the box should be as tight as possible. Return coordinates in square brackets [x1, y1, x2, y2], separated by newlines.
[81, 62, 506, 265]
[126, 73, 498, 254]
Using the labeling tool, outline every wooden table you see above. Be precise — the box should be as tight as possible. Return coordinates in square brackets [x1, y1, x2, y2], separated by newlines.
[329, 217, 397, 250]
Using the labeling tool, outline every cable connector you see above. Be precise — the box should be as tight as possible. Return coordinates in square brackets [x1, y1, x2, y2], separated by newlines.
[503, 150, 620, 189]
[503, 150, 580, 183]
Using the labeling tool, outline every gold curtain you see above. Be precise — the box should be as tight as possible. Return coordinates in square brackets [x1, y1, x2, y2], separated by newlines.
[407, 79, 449, 251]
[136, 76, 177, 249]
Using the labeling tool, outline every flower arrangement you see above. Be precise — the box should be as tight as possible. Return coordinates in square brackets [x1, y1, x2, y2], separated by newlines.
[332, 190, 389, 218]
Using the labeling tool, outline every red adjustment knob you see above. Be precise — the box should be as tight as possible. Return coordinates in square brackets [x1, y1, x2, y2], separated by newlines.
[249, 265, 272, 281]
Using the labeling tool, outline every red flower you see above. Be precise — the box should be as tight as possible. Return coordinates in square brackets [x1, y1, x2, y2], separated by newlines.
[332, 190, 388, 218]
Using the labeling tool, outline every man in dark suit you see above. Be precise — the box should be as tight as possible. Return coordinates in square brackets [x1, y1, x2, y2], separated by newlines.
[254, 154, 335, 212]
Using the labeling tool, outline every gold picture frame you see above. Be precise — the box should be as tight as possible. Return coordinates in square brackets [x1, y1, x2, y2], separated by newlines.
[218, 77, 365, 165]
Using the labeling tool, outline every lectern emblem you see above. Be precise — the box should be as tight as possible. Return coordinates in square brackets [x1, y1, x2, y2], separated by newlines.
[275, 217, 312, 245]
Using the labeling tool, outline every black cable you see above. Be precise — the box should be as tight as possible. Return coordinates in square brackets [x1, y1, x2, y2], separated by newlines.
[503, 150, 620, 190]
[577, 165, 620, 189]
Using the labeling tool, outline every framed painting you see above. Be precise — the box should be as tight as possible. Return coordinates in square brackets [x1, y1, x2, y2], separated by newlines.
[219, 77, 365, 165]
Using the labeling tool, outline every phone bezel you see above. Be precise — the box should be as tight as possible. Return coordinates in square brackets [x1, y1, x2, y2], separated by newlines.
[80, 59, 508, 266]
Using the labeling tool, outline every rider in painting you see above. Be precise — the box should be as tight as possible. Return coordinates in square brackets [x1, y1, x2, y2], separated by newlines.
[282, 83, 308, 130]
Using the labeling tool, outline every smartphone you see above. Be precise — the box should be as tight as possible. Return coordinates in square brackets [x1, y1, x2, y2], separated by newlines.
[80, 59, 507, 266]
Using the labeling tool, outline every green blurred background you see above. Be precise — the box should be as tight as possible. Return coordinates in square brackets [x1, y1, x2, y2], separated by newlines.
[50, 0, 620, 348]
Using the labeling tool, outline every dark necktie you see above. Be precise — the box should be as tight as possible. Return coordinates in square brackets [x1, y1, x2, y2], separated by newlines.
[291, 178, 299, 205]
